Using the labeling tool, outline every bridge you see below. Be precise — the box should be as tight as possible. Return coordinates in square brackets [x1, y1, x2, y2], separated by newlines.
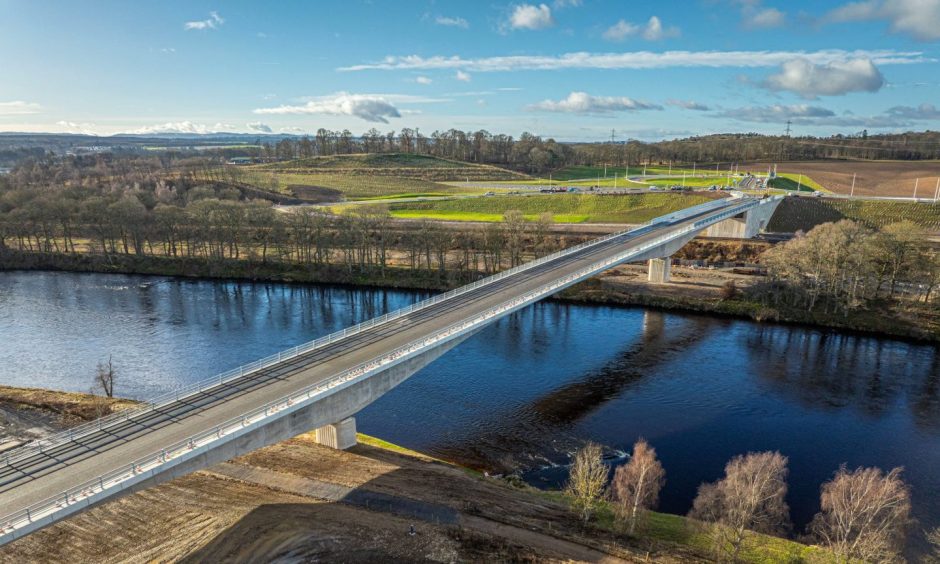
[0, 193, 781, 545]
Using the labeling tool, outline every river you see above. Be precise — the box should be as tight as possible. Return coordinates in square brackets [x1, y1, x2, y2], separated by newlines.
[1, 271, 938, 544]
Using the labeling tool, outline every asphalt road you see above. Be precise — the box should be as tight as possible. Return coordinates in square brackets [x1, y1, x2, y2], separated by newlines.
[0, 197, 746, 523]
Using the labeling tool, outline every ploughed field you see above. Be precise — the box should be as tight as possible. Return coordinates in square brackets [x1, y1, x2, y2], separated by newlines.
[744, 160, 940, 197]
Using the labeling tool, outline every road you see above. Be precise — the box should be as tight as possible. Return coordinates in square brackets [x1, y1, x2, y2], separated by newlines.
[0, 197, 749, 528]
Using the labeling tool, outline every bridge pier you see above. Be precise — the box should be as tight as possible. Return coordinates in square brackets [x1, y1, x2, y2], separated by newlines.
[314, 417, 357, 450]
[702, 201, 778, 239]
[647, 258, 671, 284]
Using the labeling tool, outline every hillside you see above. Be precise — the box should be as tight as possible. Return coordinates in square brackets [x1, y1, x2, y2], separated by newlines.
[255, 153, 529, 182]
[768, 196, 940, 233]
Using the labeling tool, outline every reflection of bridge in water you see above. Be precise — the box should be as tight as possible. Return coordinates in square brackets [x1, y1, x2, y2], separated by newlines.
[0, 195, 781, 545]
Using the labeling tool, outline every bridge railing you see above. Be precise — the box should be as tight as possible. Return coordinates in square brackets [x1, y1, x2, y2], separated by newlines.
[1, 196, 754, 468]
[0, 201, 713, 541]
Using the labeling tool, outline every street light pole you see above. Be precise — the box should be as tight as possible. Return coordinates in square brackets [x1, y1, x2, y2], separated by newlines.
[850, 173, 856, 197]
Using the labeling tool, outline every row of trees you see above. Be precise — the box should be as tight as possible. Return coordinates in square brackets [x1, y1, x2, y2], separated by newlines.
[0, 183, 562, 283]
[756, 220, 939, 313]
[566, 440, 928, 562]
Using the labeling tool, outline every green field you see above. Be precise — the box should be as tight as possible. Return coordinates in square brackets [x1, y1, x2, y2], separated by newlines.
[769, 173, 828, 193]
[379, 193, 718, 223]
[547, 164, 739, 181]
[238, 170, 481, 199]
[768, 196, 940, 232]
[256, 153, 526, 181]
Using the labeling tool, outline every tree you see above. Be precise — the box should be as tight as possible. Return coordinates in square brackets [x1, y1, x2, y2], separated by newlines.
[612, 438, 666, 534]
[689, 451, 791, 560]
[95, 355, 117, 398]
[809, 465, 911, 563]
[565, 442, 608, 525]
[927, 526, 940, 563]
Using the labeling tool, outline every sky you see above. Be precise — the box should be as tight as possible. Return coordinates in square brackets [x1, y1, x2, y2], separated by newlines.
[1, 0, 939, 141]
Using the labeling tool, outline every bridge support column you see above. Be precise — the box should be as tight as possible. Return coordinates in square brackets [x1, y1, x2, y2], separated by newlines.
[314, 417, 357, 450]
[648, 258, 671, 284]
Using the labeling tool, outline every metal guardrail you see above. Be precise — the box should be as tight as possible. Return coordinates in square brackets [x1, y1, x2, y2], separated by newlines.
[0, 199, 716, 541]
[2, 196, 767, 469]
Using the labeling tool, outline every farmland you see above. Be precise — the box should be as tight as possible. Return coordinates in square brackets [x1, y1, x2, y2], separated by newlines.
[744, 160, 940, 197]
[233, 153, 529, 199]
[768, 196, 940, 232]
[380, 192, 719, 223]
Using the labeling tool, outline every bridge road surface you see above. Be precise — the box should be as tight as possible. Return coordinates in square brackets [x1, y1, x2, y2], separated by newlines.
[0, 197, 745, 524]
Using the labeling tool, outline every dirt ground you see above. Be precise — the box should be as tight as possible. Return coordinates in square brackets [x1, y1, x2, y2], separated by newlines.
[0, 431, 699, 563]
[743, 160, 940, 197]
[593, 263, 762, 300]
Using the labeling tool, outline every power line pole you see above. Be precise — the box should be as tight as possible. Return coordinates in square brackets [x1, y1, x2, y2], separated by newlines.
[610, 129, 615, 144]
[784, 120, 791, 137]
[850, 173, 856, 197]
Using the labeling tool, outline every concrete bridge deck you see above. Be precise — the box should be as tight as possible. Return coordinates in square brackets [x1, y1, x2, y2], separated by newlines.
[0, 194, 781, 544]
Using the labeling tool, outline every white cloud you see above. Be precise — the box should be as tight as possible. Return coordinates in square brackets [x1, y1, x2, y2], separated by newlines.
[340, 49, 929, 72]
[603, 18, 680, 42]
[415, 76, 433, 85]
[254, 92, 410, 123]
[184, 11, 224, 31]
[717, 104, 916, 127]
[553, 0, 582, 7]
[279, 126, 305, 133]
[56, 121, 98, 135]
[435, 16, 469, 28]
[744, 7, 786, 28]
[126, 121, 234, 135]
[763, 58, 885, 98]
[527, 91, 663, 114]
[455, 70, 472, 82]
[886, 103, 940, 120]
[0, 101, 41, 115]
[246, 122, 272, 133]
[666, 99, 711, 111]
[508, 3, 555, 30]
[824, 0, 940, 41]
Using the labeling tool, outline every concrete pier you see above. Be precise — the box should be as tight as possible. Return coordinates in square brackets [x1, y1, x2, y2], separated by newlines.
[647, 258, 671, 283]
[314, 418, 357, 450]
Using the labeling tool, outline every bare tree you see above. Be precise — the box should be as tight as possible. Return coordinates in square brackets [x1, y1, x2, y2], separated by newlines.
[95, 355, 117, 398]
[689, 451, 791, 561]
[809, 465, 911, 563]
[565, 442, 608, 525]
[927, 526, 940, 563]
[612, 438, 666, 534]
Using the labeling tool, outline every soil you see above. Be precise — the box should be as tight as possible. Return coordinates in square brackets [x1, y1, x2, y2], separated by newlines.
[742, 160, 940, 197]
[0, 431, 693, 563]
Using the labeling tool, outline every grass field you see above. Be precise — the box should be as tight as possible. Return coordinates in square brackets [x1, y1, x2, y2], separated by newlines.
[380, 193, 718, 223]
[238, 170, 480, 200]
[768, 196, 940, 232]
[255, 153, 527, 181]
[547, 164, 735, 181]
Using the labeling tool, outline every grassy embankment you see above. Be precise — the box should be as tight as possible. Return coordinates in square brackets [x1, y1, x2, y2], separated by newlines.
[380, 193, 718, 223]
[769, 173, 828, 193]
[238, 153, 529, 200]
[769, 196, 940, 232]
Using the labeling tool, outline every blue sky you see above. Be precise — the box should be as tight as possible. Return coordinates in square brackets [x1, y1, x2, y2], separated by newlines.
[1, 0, 939, 140]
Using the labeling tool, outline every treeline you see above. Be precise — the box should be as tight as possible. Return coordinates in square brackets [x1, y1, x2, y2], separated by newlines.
[566, 439, 928, 562]
[753, 220, 940, 313]
[0, 180, 562, 283]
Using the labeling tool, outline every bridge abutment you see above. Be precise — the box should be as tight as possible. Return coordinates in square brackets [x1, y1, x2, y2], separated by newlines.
[647, 258, 671, 283]
[314, 417, 357, 450]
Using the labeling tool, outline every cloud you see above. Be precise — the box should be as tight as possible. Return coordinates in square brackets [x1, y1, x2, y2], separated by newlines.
[744, 7, 786, 27]
[56, 121, 97, 135]
[508, 4, 555, 30]
[885, 103, 940, 120]
[279, 126, 305, 133]
[716, 104, 919, 127]
[527, 91, 663, 114]
[0, 101, 41, 115]
[553, 0, 582, 7]
[339, 49, 929, 72]
[823, 0, 940, 41]
[455, 70, 472, 82]
[415, 76, 433, 85]
[246, 122, 273, 133]
[763, 58, 885, 98]
[184, 11, 224, 31]
[666, 99, 711, 111]
[603, 16, 680, 41]
[126, 121, 234, 135]
[435, 15, 469, 28]
[253, 92, 409, 123]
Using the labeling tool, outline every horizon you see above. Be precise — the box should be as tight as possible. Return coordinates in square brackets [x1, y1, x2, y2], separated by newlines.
[1, 0, 939, 141]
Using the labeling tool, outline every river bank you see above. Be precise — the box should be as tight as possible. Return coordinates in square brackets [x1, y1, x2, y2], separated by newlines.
[3, 248, 937, 342]
[0, 386, 826, 563]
